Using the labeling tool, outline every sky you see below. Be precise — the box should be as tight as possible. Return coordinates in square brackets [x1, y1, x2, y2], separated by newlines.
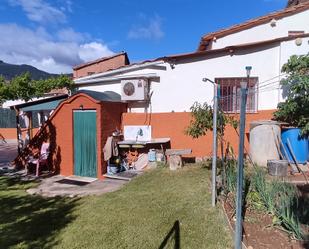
[0, 0, 287, 74]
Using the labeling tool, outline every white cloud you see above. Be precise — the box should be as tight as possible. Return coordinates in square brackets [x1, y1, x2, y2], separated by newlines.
[57, 28, 88, 43]
[30, 57, 72, 74]
[128, 15, 164, 40]
[0, 23, 114, 73]
[78, 42, 115, 62]
[8, 0, 66, 24]
[60, 0, 73, 13]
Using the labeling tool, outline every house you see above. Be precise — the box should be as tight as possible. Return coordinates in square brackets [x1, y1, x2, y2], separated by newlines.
[11, 1, 309, 180]
[73, 52, 130, 79]
[73, 2, 309, 158]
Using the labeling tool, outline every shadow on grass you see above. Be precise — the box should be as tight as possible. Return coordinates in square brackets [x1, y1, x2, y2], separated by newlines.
[159, 220, 180, 249]
[0, 176, 79, 249]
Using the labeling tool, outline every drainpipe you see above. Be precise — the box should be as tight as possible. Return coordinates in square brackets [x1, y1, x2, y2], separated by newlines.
[278, 42, 282, 104]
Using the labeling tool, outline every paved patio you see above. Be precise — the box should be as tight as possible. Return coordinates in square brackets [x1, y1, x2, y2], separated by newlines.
[26, 175, 129, 197]
[0, 140, 18, 168]
[0, 140, 133, 197]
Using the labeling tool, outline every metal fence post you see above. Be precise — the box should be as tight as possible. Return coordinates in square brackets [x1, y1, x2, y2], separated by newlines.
[234, 81, 248, 249]
[211, 83, 218, 207]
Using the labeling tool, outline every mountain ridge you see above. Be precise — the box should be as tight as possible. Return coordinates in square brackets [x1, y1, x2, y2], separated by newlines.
[0, 60, 60, 80]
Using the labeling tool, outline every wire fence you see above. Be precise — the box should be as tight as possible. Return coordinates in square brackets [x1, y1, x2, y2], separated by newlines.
[0, 108, 16, 128]
[0, 108, 40, 128]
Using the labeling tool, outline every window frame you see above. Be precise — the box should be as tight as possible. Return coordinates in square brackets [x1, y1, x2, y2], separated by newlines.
[215, 77, 259, 114]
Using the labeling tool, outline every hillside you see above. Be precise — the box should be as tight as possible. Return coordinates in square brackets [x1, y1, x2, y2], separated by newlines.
[0, 60, 59, 80]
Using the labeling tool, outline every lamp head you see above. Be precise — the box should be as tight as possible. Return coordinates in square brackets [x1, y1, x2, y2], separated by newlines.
[245, 66, 252, 77]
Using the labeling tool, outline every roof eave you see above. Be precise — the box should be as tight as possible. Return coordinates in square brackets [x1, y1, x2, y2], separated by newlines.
[197, 2, 309, 51]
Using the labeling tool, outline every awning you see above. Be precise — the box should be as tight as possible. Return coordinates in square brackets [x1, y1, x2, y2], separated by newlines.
[10, 94, 68, 112]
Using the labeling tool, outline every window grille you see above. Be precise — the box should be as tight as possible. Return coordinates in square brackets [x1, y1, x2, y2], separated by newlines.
[215, 77, 258, 113]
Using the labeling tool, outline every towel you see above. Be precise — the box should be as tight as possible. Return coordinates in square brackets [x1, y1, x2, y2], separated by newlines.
[103, 136, 119, 161]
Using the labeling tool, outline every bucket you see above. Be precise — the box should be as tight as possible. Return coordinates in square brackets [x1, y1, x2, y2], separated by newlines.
[267, 160, 288, 177]
[148, 149, 156, 162]
[281, 128, 308, 164]
[108, 164, 120, 174]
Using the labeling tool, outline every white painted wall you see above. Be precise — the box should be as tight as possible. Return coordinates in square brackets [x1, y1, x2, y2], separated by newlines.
[3, 99, 25, 108]
[211, 9, 309, 49]
[77, 36, 309, 113]
[2, 96, 50, 109]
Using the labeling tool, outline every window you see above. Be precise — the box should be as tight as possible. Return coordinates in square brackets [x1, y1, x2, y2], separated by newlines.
[215, 77, 258, 113]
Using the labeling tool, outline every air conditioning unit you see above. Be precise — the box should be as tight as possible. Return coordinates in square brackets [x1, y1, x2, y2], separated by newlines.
[121, 79, 148, 101]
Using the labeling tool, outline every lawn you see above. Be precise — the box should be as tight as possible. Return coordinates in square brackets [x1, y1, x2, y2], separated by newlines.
[0, 164, 232, 249]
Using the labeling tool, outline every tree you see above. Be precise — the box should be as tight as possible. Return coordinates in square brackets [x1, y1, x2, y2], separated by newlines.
[185, 102, 238, 138]
[273, 54, 309, 137]
[0, 76, 10, 104]
[0, 73, 75, 105]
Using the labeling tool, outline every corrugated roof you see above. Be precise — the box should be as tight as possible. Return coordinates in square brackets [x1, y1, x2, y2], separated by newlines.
[10, 94, 68, 111]
[198, 2, 309, 51]
[75, 90, 121, 102]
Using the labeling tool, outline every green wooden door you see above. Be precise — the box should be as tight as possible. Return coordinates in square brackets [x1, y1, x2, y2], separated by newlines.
[73, 110, 97, 178]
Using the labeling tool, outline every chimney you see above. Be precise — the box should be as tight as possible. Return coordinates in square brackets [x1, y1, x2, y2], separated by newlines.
[286, 0, 309, 7]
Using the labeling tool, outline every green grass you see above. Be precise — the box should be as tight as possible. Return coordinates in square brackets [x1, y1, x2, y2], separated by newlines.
[0, 165, 232, 249]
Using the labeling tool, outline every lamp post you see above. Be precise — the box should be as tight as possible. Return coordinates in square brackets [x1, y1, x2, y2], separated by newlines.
[234, 66, 251, 249]
[203, 77, 218, 207]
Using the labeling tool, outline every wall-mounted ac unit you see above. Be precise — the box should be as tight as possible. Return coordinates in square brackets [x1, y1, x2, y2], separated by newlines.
[121, 79, 148, 101]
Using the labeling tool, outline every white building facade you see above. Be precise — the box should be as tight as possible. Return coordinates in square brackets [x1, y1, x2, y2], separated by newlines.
[74, 4, 309, 114]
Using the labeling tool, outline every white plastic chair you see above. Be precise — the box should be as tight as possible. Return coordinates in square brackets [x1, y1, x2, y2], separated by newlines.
[26, 142, 50, 176]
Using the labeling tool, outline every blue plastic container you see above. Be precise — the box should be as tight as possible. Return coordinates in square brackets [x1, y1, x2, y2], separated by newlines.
[281, 128, 308, 164]
[148, 149, 156, 162]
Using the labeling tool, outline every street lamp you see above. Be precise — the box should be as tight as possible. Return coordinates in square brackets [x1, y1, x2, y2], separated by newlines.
[203, 77, 218, 207]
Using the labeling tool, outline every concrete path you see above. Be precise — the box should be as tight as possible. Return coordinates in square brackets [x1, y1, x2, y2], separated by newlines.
[27, 175, 129, 197]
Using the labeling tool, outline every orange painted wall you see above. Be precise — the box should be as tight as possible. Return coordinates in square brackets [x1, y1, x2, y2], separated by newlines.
[100, 102, 127, 174]
[122, 110, 275, 157]
[51, 95, 102, 177]
[0, 128, 39, 140]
